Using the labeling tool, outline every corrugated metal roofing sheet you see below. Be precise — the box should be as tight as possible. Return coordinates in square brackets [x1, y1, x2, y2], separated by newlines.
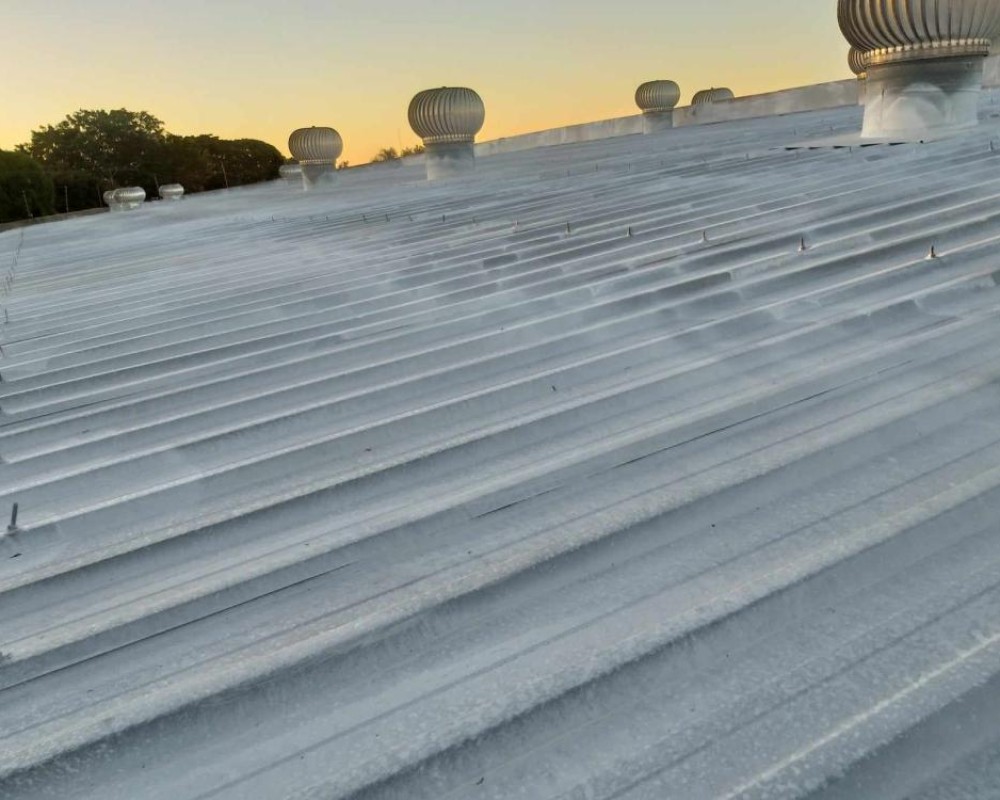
[2, 100, 1000, 799]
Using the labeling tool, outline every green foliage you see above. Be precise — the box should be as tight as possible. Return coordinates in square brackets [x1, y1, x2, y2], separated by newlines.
[47, 170, 105, 214]
[0, 150, 55, 222]
[156, 135, 284, 193]
[209, 138, 284, 188]
[154, 135, 213, 193]
[20, 109, 165, 187]
[18, 108, 284, 213]
[371, 144, 424, 163]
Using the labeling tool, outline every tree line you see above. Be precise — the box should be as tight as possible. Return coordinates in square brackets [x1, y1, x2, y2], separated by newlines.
[0, 109, 285, 223]
[371, 145, 425, 162]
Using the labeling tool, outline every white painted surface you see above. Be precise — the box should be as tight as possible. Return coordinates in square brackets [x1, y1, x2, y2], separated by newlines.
[424, 141, 476, 180]
[475, 115, 645, 156]
[862, 59, 986, 139]
[984, 53, 1000, 86]
[1, 95, 1000, 799]
[473, 81, 859, 158]
[674, 80, 859, 126]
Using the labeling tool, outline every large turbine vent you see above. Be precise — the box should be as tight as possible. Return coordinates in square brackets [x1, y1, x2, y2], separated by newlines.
[408, 87, 485, 180]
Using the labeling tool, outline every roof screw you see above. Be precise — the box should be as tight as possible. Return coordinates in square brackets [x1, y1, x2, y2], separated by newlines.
[926, 244, 939, 260]
[385, 214, 390, 222]
[7, 503, 18, 534]
[362, 214, 367, 223]
[702, 230, 710, 243]
[798, 236, 808, 253]
[626, 226, 633, 238]
[513, 220, 519, 231]
[442, 214, 446, 223]
[565, 222, 572, 235]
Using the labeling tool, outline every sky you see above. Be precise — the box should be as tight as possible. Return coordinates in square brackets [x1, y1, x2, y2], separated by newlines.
[0, 1, 850, 166]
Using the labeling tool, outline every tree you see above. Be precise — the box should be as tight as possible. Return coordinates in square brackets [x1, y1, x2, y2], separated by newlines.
[17, 108, 284, 212]
[154, 135, 216, 193]
[20, 109, 165, 188]
[371, 144, 424, 163]
[210, 138, 284, 187]
[0, 150, 55, 222]
[44, 169, 103, 214]
[156, 135, 283, 191]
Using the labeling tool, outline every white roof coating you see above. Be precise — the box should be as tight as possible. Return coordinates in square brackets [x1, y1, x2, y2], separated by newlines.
[3, 97, 1000, 799]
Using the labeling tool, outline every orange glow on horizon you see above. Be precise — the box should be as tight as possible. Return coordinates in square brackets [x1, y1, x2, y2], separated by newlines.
[0, 2, 850, 167]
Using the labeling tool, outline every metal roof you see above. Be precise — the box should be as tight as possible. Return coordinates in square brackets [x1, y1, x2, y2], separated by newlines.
[2, 98, 1000, 799]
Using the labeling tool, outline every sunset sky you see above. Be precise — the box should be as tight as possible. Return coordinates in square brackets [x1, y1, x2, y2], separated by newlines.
[1, 2, 849, 166]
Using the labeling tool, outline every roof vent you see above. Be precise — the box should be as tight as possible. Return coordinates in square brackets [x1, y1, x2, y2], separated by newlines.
[635, 80, 681, 134]
[279, 163, 303, 186]
[159, 184, 185, 201]
[692, 88, 735, 105]
[288, 127, 343, 189]
[848, 47, 867, 80]
[111, 187, 146, 211]
[848, 47, 869, 105]
[839, 0, 1000, 138]
[408, 87, 485, 180]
